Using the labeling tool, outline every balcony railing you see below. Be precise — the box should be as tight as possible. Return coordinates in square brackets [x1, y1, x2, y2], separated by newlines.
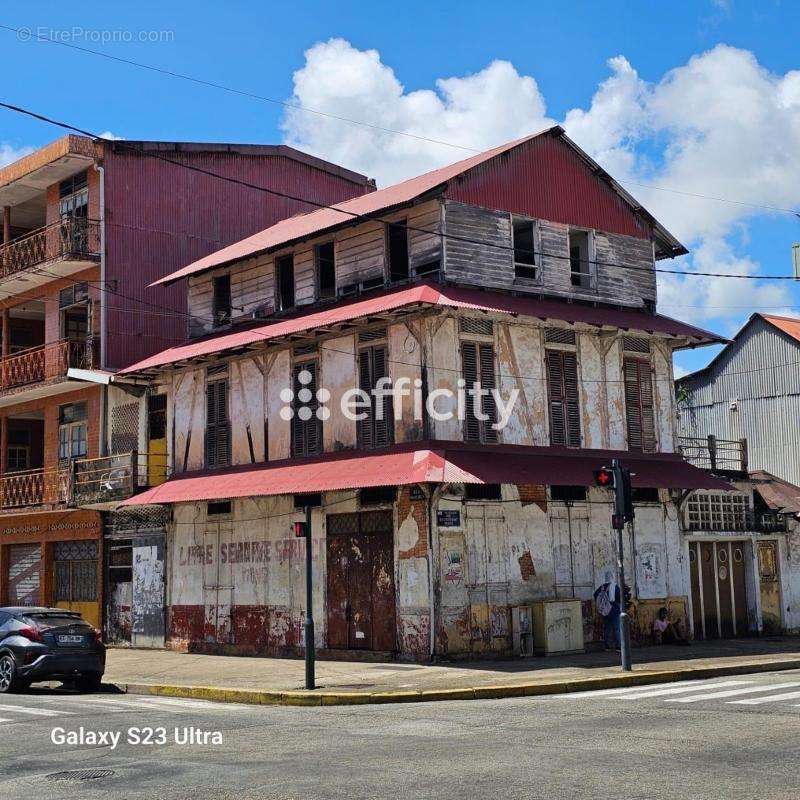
[678, 435, 748, 473]
[73, 451, 170, 506]
[0, 218, 100, 279]
[0, 338, 99, 393]
[0, 467, 71, 509]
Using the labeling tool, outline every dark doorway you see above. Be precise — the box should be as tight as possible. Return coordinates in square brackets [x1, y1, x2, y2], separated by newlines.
[326, 511, 396, 652]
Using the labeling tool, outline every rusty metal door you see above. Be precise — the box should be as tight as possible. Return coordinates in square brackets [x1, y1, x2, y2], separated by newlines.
[732, 542, 749, 635]
[716, 542, 734, 638]
[203, 523, 233, 644]
[692, 540, 750, 639]
[131, 534, 165, 648]
[757, 541, 781, 633]
[699, 542, 718, 638]
[326, 511, 395, 652]
[689, 544, 703, 637]
[8, 544, 40, 606]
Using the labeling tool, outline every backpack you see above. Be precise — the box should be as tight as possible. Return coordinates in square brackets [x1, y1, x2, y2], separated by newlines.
[596, 585, 613, 617]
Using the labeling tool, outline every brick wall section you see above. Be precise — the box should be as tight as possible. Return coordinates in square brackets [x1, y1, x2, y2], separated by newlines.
[397, 485, 429, 559]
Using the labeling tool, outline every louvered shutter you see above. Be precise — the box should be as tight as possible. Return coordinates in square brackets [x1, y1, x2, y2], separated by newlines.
[624, 358, 656, 452]
[206, 379, 230, 468]
[292, 362, 322, 457]
[478, 343, 498, 443]
[372, 346, 394, 448]
[546, 350, 580, 447]
[461, 341, 481, 442]
[356, 350, 373, 450]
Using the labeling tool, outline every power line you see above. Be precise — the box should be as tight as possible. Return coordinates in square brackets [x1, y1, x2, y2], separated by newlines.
[4, 100, 800, 285]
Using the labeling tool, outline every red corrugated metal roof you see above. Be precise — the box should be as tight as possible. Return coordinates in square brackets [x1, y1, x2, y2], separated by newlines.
[120, 441, 731, 506]
[119, 282, 725, 374]
[750, 470, 800, 514]
[761, 313, 800, 344]
[152, 126, 686, 286]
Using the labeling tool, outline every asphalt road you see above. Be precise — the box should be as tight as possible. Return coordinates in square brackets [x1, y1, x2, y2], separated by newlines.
[1, 669, 800, 800]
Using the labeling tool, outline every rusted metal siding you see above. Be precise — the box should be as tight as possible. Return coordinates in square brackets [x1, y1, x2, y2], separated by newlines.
[102, 149, 372, 370]
[443, 133, 650, 242]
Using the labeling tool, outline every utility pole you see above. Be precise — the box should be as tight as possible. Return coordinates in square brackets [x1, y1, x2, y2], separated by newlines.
[295, 506, 315, 689]
[594, 459, 633, 672]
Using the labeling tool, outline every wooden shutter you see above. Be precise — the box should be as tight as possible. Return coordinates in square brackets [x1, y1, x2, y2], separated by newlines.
[206, 379, 230, 468]
[357, 346, 394, 449]
[462, 341, 497, 443]
[624, 358, 656, 452]
[546, 350, 580, 447]
[292, 362, 322, 457]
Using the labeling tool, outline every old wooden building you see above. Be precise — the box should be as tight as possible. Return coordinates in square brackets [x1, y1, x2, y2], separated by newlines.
[117, 126, 745, 660]
[0, 135, 372, 637]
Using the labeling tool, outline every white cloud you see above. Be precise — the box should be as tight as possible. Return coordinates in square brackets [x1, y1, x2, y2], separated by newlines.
[97, 131, 123, 141]
[0, 143, 34, 168]
[282, 40, 800, 339]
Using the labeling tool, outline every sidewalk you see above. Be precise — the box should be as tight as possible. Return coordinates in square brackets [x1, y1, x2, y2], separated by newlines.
[104, 637, 800, 706]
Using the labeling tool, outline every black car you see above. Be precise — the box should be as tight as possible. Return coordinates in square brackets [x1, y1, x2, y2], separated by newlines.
[0, 607, 105, 693]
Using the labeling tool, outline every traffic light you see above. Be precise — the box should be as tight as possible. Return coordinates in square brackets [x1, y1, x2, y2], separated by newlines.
[618, 467, 634, 523]
[593, 467, 614, 488]
[294, 521, 308, 538]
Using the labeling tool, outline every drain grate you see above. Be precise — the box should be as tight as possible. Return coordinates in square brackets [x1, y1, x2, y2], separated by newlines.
[46, 769, 115, 782]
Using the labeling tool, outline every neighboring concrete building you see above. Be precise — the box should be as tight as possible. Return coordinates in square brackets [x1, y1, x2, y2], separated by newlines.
[677, 313, 800, 486]
[0, 136, 372, 637]
[115, 126, 751, 661]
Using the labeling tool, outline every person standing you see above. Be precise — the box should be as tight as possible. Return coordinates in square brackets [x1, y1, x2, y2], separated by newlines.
[594, 571, 621, 651]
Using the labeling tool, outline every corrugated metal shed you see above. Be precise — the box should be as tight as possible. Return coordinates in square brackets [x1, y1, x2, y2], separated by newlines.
[121, 440, 730, 505]
[119, 280, 724, 375]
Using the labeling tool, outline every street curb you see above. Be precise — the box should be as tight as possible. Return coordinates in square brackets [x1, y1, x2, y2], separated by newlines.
[113, 655, 800, 707]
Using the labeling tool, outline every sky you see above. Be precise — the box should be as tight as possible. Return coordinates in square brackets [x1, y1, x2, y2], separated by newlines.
[2, 1, 800, 376]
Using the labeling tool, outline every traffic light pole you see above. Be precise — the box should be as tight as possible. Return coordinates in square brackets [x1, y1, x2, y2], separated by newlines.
[304, 504, 316, 690]
[611, 459, 633, 672]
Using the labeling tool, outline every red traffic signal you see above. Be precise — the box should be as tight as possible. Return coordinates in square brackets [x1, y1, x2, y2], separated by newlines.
[294, 521, 308, 538]
[593, 468, 614, 488]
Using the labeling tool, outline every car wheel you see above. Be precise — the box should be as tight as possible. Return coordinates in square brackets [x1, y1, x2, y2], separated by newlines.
[0, 654, 21, 693]
[75, 674, 102, 692]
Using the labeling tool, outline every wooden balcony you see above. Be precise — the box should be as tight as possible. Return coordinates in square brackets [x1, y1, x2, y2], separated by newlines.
[0, 218, 100, 281]
[0, 338, 99, 394]
[0, 467, 71, 510]
[678, 435, 748, 474]
[73, 451, 170, 508]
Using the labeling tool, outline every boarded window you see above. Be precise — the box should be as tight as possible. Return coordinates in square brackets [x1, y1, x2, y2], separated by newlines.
[212, 274, 231, 327]
[546, 349, 580, 447]
[291, 361, 322, 458]
[624, 358, 656, 452]
[316, 242, 336, 299]
[357, 345, 394, 449]
[205, 378, 231, 468]
[387, 220, 409, 282]
[276, 254, 295, 311]
[512, 217, 537, 280]
[461, 341, 498, 444]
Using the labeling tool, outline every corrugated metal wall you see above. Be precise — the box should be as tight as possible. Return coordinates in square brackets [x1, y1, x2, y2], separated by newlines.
[678, 317, 800, 485]
[443, 132, 651, 242]
[103, 149, 371, 370]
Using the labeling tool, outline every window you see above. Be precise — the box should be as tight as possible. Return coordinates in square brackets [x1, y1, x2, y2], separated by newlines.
[212, 274, 232, 327]
[512, 217, 538, 280]
[550, 485, 587, 502]
[293, 493, 322, 509]
[464, 484, 502, 501]
[569, 230, 594, 290]
[387, 220, 409, 282]
[461, 341, 498, 444]
[59, 172, 88, 218]
[631, 487, 660, 503]
[686, 492, 749, 532]
[291, 360, 322, 458]
[359, 486, 397, 506]
[207, 500, 232, 516]
[276, 255, 295, 311]
[205, 378, 231, 468]
[315, 242, 336, 299]
[546, 350, 580, 447]
[357, 344, 394, 449]
[53, 540, 97, 604]
[58, 403, 87, 462]
[59, 282, 89, 309]
[7, 446, 29, 472]
[624, 357, 656, 452]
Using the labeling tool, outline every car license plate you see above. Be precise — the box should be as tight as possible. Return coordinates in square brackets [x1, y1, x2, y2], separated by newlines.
[57, 634, 84, 645]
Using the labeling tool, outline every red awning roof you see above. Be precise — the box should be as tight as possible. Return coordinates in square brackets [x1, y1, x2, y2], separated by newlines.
[121, 441, 730, 506]
[120, 282, 725, 375]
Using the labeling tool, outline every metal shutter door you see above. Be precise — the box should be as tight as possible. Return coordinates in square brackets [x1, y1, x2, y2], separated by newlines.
[8, 544, 41, 606]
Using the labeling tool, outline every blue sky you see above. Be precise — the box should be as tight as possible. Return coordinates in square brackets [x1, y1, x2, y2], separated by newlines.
[2, 1, 800, 375]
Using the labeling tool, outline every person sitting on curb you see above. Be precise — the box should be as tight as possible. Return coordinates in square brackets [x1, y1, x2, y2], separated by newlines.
[652, 606, 689, 645]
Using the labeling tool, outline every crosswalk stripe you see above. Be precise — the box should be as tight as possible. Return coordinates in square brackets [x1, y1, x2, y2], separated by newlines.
[132, 696, 239, 710]
[665, 681, 800, 703]
[0, 703, 68, 717]
[58, 697, 191, 713]
[0, 718, 11, 723]
[618, 680, 752, 700]
[729, 690, 800, 705]
[562, 680, 707, 699]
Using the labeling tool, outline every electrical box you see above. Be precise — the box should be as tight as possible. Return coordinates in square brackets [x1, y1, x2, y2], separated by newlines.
[531, 599, 584, 655]
[511, 606, 534, 657]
